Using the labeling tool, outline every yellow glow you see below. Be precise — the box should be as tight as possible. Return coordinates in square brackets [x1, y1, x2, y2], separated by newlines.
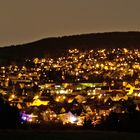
[96, 64, 99, 68]
[31, 99, 49, 106]
[126, 84, 135, 95]
[33, 95, 39, 100]
[98, 94, 102, 99]
[11, 94, 15, 98]
[124, 48, 128, 53]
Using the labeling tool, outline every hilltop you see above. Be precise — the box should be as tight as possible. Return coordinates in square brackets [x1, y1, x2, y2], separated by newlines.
[0, 31, 140, 64]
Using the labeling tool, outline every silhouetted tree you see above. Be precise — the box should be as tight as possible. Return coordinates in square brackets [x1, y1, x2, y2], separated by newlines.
[83, 118, 92, 129]
[0, 95, 20, 128]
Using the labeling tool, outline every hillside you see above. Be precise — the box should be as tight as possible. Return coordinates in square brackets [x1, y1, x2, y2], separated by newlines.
[0, 31, 140, 64]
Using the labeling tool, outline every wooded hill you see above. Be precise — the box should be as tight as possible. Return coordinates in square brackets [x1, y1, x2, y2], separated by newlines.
[0, 31, 140, 64]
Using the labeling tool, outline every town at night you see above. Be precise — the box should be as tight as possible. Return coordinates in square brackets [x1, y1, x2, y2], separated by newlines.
[1, 1, 140, 139]
[0, 48, 140, 131]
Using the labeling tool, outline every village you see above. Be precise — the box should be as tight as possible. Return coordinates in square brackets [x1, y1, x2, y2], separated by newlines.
[0, 48, 140, 127]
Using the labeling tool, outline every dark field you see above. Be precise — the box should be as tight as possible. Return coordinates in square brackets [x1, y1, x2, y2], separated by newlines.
[0, 130, 140, 140]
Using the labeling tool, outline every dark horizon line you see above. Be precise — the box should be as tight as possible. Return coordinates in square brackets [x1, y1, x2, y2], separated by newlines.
[1, 30, 140, 48]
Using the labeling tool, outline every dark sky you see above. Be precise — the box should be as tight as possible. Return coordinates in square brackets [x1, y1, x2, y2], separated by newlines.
[0, 0, 140, 47]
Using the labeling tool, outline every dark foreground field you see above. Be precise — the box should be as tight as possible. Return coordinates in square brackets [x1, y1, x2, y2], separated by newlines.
[0, 130, 140, 140]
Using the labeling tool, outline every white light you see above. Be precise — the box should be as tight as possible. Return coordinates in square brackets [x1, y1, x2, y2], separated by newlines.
[69, 116, 77, 123]
[137, 93, 140, 97]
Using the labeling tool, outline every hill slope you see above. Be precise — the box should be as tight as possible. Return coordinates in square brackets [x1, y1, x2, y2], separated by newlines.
[0, 31, 140, 64]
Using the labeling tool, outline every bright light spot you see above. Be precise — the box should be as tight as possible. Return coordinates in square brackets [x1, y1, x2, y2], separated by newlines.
[137, 93, 140, 97]
[33, 95, 39, 100]
[11, 94, 15, 98]
[69, 116, 77, 123]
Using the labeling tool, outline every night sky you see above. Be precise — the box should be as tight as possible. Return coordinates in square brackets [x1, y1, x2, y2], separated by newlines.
[0, 0, 140, 47]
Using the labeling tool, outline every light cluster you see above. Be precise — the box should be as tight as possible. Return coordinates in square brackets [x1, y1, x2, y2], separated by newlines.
[0, 48, 140, 126]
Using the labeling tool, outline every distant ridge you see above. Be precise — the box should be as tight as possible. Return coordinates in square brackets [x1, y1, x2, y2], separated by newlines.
[0, 31, 140, 64]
